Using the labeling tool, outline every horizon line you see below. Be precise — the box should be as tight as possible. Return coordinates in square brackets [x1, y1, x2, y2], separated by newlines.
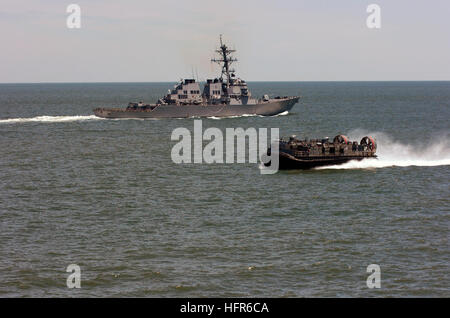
[1, 80, 450, 84]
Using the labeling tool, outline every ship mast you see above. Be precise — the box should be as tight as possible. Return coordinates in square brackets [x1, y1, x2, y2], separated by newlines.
[211, 35, 237, 89]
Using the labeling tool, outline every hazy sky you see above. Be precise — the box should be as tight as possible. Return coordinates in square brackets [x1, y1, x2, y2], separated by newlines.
[1, 0, 449, 82]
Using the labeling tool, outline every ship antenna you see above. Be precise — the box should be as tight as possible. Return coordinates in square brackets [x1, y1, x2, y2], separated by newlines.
[211, 34, 237, 90]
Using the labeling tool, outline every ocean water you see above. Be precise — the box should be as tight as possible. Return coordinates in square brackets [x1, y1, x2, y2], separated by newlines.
[0, 81, 449, 297]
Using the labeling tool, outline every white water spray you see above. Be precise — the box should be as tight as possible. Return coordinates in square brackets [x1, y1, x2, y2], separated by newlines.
[317, 130, 450, 170]
[207, 111, 289, 120]
[0, 115, 103, 124]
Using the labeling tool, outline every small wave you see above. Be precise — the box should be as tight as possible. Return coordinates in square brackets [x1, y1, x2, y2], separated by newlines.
[272, 111, 289, 117]
[207, 116, 246, 120]
[316, 157, 450, 170]
[206, 114, 258, 120]
[207, 111, 289, 120]
[0, 115, 103, 124]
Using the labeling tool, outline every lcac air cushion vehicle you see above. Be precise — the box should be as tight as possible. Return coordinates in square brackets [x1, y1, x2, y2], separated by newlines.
[266, 135, 377, 170]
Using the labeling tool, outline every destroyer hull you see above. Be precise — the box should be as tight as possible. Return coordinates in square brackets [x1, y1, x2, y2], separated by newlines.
[93, 97, 299, 119]
[278, 152, 377, 170]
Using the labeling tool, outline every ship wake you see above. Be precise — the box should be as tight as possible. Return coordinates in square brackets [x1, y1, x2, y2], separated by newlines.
[0, 115, 103, 124]
[207, 111, 290, 120]
[316, 130, 450, 170]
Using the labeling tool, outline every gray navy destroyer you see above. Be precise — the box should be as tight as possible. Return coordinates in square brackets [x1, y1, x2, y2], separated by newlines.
[94, 36, 299, 119]
[267, 134, 377, 170]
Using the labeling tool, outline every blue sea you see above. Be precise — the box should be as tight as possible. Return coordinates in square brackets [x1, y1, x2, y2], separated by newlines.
[0, 81, 449, 297]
